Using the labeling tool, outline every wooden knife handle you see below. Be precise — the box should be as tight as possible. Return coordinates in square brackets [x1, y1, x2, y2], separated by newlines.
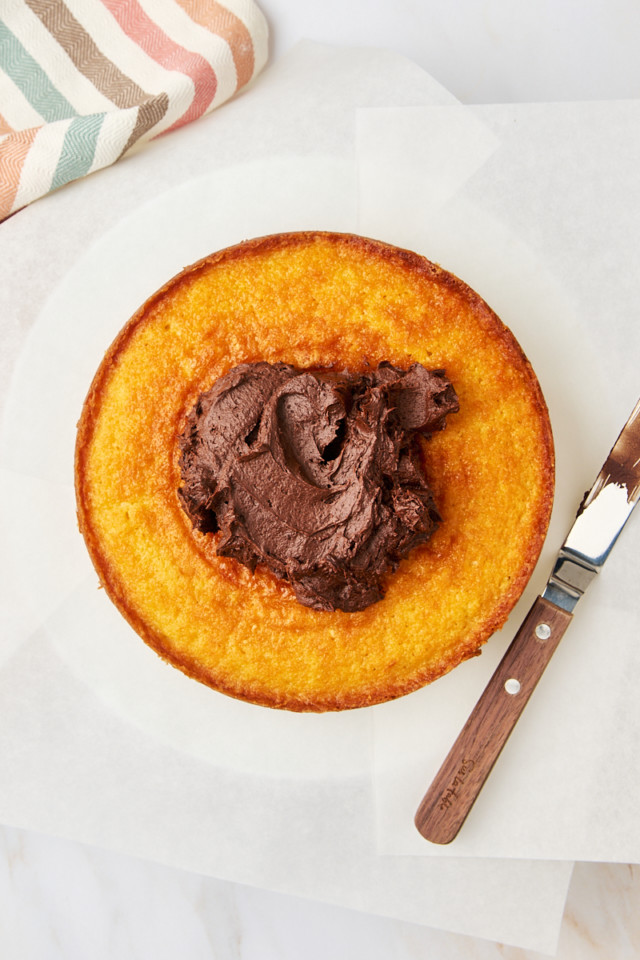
[414, 595, 573, 844]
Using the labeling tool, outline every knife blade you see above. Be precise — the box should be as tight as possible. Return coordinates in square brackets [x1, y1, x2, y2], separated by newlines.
[414, 397, 640, 845]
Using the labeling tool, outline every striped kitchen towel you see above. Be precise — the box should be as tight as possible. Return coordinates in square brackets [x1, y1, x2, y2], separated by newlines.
[0, 0, 268, 221]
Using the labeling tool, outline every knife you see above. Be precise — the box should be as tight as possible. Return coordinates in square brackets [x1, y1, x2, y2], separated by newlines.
[415, 397, 640, 844]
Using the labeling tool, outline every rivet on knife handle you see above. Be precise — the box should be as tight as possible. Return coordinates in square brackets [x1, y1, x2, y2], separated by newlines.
[414, 596, 572, 844]
[415, 396, 640, 845]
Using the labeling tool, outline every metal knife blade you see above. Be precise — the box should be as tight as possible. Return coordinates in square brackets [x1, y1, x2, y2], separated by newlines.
[414, 397, 640, 845]
[544, 397, 640, 612]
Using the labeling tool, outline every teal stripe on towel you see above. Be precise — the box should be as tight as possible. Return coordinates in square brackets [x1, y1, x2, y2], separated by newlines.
[51, 112, 105, 190]
[0, 19, 76, 122]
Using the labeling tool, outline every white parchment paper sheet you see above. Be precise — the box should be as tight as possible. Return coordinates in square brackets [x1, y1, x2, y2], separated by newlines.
[0, 45, 573, 953]
[361, 102, 640, 862]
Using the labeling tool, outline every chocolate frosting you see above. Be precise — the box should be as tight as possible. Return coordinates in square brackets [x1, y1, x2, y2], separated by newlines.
[178, 362, 459, 612]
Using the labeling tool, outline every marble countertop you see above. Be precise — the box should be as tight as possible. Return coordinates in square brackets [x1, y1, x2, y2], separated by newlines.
[2, 826, 639, 959]
[3, 2, 640, 957]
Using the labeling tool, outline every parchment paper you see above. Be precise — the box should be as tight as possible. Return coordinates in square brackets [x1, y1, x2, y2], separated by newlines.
[360, 102, 640, 861]
[0, 44, 574, 953]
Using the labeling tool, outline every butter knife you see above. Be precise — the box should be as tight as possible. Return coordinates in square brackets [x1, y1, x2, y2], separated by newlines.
[415, 397, 640, 844]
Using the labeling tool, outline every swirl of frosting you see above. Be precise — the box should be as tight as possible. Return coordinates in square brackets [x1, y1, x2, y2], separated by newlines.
[178, 361, 459, 611]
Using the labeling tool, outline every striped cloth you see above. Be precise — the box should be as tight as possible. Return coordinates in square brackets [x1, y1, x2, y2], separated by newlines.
[0, 0, 268, 221]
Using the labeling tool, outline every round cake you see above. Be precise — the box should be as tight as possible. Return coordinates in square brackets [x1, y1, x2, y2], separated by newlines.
[75, 231, 554, 711]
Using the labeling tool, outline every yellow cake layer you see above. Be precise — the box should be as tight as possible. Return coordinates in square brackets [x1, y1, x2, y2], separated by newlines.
[75, 232, 554, 711]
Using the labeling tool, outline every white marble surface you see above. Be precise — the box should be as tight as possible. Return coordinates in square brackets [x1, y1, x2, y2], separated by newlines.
[261, 0, 640, 104]
[1, 826, 639, 959]
[3, 2, 640, 957]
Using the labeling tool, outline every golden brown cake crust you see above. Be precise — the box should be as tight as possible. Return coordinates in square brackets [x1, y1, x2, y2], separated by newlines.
[75, 231, 554, 711]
